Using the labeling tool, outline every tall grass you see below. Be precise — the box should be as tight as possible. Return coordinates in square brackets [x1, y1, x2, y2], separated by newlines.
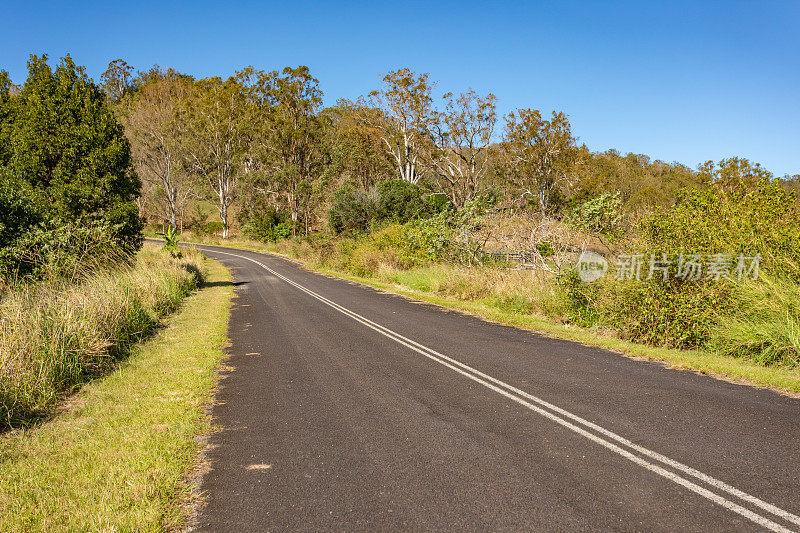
[0, 245, 205, 428]
[713, 271, 800, 367]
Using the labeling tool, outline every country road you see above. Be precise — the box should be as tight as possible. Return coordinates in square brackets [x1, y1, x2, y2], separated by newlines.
[191, 243, 800, 532]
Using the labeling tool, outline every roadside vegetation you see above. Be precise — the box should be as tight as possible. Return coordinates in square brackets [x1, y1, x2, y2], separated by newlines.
[0, 255, 232, 531]
[4, 53, 800, 411]
[0, 54, 235, 531]
[0, 244, 205, 428]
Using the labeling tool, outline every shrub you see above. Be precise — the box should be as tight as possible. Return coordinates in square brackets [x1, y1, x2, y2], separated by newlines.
[328, 180, 452, 234]
[376, 180, 426, 222]
[328, 184, 378, 234]
[599, 279, 733, 348]
[589, 178, 800, 349]
[642, 179, 800, 276]
[557, 269, 601, 328]
[191, 221, 225, 238]
[568, 192, 623, 239]
[242, 207, 291, 242]
[0, 220, 123, 284]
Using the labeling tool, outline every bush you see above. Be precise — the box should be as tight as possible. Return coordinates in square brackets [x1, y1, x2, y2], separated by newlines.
[0, 220, 122, 284]
[589, 178, 800, 349]
[328, 184, 378, 234]
[599, 279, 733, 348]
[568, 192, 623, 239]
[191, 221, 225, 238]
[328, 179, 452, 234]
[557, 269, 601, 328]
[376, 180, 426, 222]
[642, 179, 800, 276]
[242, 207, 291, 242]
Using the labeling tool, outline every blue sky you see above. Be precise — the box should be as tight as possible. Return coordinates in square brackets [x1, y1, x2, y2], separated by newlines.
[2, 1, 798, 176]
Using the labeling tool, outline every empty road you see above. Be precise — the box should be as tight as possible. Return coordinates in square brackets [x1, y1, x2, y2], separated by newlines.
[193, 244, 800, 532]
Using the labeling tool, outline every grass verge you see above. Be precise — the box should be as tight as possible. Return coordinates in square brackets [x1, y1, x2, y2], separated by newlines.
[1, 245, 206, 427]
[0, 254, 233, 531]
[180, 235, 800, 396]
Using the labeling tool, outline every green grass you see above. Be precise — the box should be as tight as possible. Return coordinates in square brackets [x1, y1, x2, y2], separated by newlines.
[713, 272, 800, 366]
[178, 235, 800, 396]
[0, 255, 233, 531]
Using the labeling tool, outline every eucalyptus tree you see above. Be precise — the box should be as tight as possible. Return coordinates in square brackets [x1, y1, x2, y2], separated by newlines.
[700, 157, 773, 194]
[120, 68, 194, 231]
[181, 74, 250, 238]
[429, 89, 497, 208]
[323, 98, 393, 190]
[502, 109, 576, 217]
[369, 68, 435, 184]
[100, 59, 134, 102]
[250, 66, 325, 236]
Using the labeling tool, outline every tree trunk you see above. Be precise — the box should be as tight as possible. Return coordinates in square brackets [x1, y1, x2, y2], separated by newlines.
[289, 190, 299, 238]
[220, 203, 229, 239]
[169, 204, 177, 232]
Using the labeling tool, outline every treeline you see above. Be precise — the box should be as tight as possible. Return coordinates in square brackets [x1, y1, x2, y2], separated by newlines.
[94, 58, 800, 239]
[2, 54, 799, 363]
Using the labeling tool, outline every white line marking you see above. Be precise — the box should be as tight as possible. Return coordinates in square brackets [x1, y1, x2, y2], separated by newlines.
[206, 247, 799, 532]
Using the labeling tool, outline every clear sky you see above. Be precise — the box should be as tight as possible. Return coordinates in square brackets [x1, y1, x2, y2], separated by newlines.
[2, 0, 798, 176]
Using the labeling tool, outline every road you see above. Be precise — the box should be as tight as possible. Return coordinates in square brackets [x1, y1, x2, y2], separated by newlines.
[192, 243, 800, 532]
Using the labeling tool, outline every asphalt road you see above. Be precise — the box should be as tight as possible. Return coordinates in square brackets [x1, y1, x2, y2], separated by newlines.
[192, 243, 800, 532]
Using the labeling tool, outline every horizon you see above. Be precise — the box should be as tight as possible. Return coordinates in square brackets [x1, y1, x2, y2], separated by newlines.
[2, 0, 798, 177]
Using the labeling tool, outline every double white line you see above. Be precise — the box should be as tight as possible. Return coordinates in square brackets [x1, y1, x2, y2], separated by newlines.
[207, 247, 800, 533]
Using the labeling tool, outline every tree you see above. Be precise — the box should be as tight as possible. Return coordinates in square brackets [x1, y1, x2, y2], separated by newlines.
[120, 68, 194, 231]
[0, 54, 142, 247]
[502, 109, 576, 217]
[101, 59, 134, 102]
[430, 89, 497, 208]
[250, 66, 325, 236]
[370, 68, 435, 184]
[181, 75, 250, 238]
[0, 70, 12, 164]
[700, 157, 773, 194]
[323, 99, 393, 190]
[567, 147, 703, 214]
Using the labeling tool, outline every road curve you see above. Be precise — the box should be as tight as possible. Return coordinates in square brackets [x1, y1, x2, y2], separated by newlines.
[192, 243, 800, 532]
